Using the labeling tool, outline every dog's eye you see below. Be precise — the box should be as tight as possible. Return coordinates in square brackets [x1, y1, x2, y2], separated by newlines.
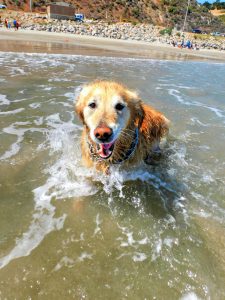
[115, 103, 125, 111]
[88, 102, 96, 109]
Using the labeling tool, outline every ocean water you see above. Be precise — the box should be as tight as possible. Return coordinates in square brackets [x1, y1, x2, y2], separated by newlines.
[0, 52, 225, 300]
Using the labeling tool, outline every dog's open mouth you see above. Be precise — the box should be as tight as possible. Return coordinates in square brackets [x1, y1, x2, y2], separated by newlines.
[97, 141, 115, 159]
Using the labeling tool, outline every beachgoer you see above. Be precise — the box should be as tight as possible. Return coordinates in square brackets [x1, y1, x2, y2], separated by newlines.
[16, 21, 20, 30]
[181, 39, 184, 48]
[186, 40, 192, 49]
[194, 42, 199, 50]
[4, 19, 8, 28]
[177, 40, 182, 49]
[7, 21, 11, 29]
[13, 19, 17, 29]
[171, 39, 176, 47]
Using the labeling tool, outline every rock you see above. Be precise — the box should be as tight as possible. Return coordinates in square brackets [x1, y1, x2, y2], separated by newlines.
[16, 14, 224, 52]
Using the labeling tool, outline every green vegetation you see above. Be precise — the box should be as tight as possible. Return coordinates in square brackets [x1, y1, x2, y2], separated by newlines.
[115, 0, 123, 4]
[193, 33, 224, 40]
[132, 7, 140, 18]
[202, 1, 225, 10]
[193, 33, 210, 40]
[218, 14, 225, 23]
[12, 0, 19, 5]
[168, 6, 178, 14]
[159, 27, 173, 35]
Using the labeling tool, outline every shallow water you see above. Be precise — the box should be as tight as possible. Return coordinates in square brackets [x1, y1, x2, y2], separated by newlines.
[0, 52, 225, 300]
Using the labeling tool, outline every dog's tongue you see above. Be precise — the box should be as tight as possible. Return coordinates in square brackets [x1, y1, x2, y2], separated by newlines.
[98, 142, 114, 158]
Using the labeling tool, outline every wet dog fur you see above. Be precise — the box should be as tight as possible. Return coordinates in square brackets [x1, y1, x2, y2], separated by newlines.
[75, 80, 169, 173]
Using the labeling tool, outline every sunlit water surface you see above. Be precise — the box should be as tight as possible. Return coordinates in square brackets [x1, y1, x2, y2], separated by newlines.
[0, 52, 225, 300]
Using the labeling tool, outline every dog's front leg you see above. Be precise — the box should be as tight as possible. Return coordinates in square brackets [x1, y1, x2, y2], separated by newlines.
[144, 143, 161, 165]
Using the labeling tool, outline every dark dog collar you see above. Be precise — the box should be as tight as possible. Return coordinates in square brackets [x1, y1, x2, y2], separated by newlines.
[87, 128, 139, 165]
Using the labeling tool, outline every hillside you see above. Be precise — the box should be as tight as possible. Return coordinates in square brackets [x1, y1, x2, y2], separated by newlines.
[2, 0, 225, 32]
[210, 8, 225, 25]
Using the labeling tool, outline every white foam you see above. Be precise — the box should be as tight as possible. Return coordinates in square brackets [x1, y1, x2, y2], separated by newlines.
[53, 252, 92, 272]
[0, 122, 30, 161]
[56, 102, 72, 108]
[18, 89, 25, 94]
[10, 97, 31, 103]
[29, 103, 41, 109]
[0, 94, 10, 105]
[151, 239, 162, 261]
[0, 108, 24, 115]
[77, 252, 93, 262]
[190, 191, 225, 223]
[201, 173, 214, 184]
[0, 122, 45, 161]
[118, 224, 150, 248]
[180, 292, 200, 300]
[92, 213, 102, 237]
[159, 83, 194, 90]
[10, 67, 28, 76]
[206, 106, 224, 118]
[53, 256, 75, 271]
[169, 89, 225, 121]
[190, 117, 210, 127]
[0, 173, 66, 269]
[163, 237, 179, 248]
[132, 252, 147, 262]
[0, 117, 97, 269]
[43, 87, 53, 91]
[64, 92, 76, 102]
[168, 89, 195, 106]
[34, 117, 44, 126]
[49, 78, 71, 82]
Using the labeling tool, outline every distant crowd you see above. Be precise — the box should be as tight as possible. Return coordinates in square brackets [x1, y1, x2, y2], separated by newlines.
[0, 16, 20, 30]
[171, 38, 199, 50]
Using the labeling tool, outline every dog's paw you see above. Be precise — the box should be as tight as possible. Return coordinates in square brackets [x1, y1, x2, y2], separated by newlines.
[144, 150, 162, 165]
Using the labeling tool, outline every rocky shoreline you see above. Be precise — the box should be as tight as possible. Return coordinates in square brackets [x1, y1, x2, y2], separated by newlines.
[2, 11, 225, 51]
[21, 20, 225, 51]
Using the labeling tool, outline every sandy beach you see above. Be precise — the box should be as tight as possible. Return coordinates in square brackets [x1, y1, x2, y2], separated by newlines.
[1, 28, 225, 61]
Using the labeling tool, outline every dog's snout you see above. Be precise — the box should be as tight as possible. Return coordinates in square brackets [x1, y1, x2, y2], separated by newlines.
[94, 126, 113, 142]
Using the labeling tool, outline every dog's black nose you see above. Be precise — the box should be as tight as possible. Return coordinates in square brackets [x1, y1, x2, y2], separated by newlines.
[94, 126, 113, 142]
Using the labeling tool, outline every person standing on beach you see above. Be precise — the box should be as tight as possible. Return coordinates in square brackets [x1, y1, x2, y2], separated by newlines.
[7, 20, 11, 29]
[16, 21, 20, 30]
[13, 19, 17, 30]
[4, 19, 8, 29]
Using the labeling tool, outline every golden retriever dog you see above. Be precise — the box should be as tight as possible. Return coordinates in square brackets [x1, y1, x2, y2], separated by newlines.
[75, 80, 169, 173]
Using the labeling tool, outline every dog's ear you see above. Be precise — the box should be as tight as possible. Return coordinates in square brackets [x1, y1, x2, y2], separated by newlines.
[75, 85, 91, 124]
[149, 114, 169, 139]
[140, 103, 169, 140]
[75, 95, 85, 124]
[126, 90, 144, 128]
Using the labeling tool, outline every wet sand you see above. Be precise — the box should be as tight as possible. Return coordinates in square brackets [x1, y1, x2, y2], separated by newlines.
[1, 28, 225, 61]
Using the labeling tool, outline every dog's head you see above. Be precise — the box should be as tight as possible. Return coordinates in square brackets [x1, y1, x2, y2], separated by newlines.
[75, 80, 143, 159]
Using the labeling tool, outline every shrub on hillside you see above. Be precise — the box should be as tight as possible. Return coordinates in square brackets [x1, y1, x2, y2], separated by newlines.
[168, 6, 178, 14]
[160, 27, 173, 35]
[219, 15, 225, 24]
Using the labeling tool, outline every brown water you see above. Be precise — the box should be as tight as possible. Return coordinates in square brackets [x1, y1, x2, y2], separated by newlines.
[0, 52, 225, 300]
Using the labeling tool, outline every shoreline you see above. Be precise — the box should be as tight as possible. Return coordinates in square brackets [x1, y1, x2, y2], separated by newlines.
[1, 28, 225, 61]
